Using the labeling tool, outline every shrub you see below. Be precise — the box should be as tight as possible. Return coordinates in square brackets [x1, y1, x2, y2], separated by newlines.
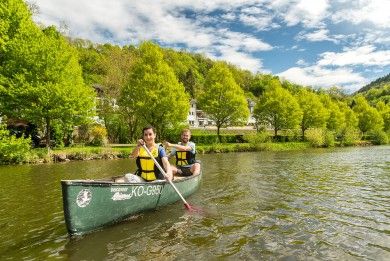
[88, 125, 108, 146]
[0, 125, 32, 164]
[368, 129, 389, 145]
[305, 128, 325, 147]
[339, 128, 361, 146]
[324, 130, 335, 147]
[243, 131, 270, 144]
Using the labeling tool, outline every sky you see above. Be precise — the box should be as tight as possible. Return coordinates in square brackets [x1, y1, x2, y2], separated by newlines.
[31, 0, 390, 92]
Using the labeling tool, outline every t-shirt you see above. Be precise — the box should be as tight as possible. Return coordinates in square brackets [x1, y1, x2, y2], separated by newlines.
[158, 145, 167, 158]
[169, 141, 196, 158]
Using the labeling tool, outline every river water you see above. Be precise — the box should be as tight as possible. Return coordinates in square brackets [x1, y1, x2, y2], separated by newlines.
[0, 146, 389, 260]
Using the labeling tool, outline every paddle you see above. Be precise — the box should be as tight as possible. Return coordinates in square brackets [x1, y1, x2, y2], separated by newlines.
[141, 144, 193, 210]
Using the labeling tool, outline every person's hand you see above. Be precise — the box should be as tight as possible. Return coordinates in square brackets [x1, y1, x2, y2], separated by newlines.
[137, 139, 144, 147]
[164, 141, 171, 147]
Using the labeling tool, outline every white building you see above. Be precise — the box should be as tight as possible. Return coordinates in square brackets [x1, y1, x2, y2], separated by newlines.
[187, 99, 256, 127]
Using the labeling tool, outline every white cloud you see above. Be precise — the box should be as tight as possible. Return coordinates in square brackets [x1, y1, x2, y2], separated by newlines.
[318, 45, 390, 67]
[278, 65, 367, 91]
[332, 0, 390, 28]
[271, 0, 330, 28]
[297, 28, 338, 43]
[211, 46, 264, 73]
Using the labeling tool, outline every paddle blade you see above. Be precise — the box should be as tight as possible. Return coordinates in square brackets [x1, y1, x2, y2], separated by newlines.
[184, 203, 203, 213]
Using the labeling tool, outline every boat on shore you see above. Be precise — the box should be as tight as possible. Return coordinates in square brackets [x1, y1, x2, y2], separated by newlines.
[61, 172, 202, 236]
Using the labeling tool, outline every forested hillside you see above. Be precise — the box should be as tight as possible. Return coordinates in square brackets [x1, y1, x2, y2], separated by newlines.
[356, 73, 390, 104]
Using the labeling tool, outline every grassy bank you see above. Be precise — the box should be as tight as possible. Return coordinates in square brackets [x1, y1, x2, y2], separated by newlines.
[26, 142, 311, 164]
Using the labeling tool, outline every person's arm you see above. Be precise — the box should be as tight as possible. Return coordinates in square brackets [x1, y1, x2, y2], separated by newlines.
[161, 156, 173, 181]
[159, 147, 173, 181]
[131, 139, 144, 158]
[165, 141, 192, 151]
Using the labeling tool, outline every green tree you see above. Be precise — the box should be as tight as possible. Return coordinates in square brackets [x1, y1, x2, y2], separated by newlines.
[0, 2, 95, 148]
[253, 79, 302, 137]
[296, 89, 328, 139]
[352, 95, 384, 135]
[376, 101, 390, 133]
[120, 41, 189, 139]
[320, 94, 345, 133]
[198, 62, 249, 141]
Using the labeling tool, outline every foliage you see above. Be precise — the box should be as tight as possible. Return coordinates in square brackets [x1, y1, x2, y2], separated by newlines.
[352, 95, 384, 134]
[296, 89, 328, 139]
[243, 131, 270, 144]
[376, 101, 390, 132]
[163, 49, 204, 98]
[253, 79, 302, 137]
[0, 1, 95, 148]
[367, 129, 388, 145]
[0, 124, 31, 164]
[320, 94, 345, 133]
[120, 41, 189, 139]
[197, 62, 249, 140]
[305, 128, 325, 147]
[339, 127, 361, 146]
[324, 130, 335, 147]
[88, 125, 108, 146]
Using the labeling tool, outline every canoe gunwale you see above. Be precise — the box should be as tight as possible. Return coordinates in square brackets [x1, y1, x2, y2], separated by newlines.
[61, 172, 201, 186]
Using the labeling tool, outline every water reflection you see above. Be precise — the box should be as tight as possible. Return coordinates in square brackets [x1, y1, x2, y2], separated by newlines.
[0, 146, 389, 260]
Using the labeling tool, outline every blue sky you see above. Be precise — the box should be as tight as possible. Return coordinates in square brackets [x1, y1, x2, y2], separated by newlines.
[32, 0, 390, 92]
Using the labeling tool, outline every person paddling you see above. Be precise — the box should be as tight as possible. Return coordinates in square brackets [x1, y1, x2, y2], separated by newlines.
[164, 128, 200, 177]
[131, 126, 173, 182]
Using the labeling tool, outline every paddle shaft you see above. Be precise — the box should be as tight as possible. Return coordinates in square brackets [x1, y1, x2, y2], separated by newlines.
[141, 144, 190, 207]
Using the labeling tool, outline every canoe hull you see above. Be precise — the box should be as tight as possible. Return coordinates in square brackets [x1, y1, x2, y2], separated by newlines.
[61, 173, 201, 235]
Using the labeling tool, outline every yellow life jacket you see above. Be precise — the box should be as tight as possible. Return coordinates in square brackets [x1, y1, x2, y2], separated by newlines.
[175, 145, 196, 166]
[136, 145, 163, 181]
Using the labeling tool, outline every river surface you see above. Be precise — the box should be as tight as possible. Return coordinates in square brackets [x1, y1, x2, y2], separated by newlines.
[0, 146, 389, 260]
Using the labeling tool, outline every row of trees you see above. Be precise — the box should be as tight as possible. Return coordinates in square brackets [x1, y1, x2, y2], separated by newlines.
[0, 0, 388, 151]
[253, 78, 388, 144]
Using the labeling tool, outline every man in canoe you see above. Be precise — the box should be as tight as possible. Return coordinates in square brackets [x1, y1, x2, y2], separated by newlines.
[164, 128, 200, 177]
[130, 126, 173, 182]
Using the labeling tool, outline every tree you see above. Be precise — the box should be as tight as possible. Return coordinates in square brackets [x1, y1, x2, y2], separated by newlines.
[253, 79, 302, 137]
[376, 101, 390, 133]
[352, 95, 384, 135]
[120, 41, 189, 139]
[296, 89, 328, 139]
[0, 1, 95, 148]
[320, 94, 345, 133]
[198, 62, 249, 141]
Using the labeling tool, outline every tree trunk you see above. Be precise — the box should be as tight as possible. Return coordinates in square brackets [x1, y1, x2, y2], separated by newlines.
[217, 124, 221, 143]
[45, 117, 51, 150]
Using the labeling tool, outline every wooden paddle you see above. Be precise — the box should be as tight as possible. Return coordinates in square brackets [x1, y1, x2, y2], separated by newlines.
[141, 144, 193, 210]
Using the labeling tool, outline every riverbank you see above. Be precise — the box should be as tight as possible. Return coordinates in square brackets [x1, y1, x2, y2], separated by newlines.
[22, 141, 374, 164]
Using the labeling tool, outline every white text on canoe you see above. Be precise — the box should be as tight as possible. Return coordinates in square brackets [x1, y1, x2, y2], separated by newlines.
[111, 185, 163, 201]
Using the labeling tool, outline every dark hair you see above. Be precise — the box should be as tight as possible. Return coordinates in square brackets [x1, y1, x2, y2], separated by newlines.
[142, 125, 155, 134]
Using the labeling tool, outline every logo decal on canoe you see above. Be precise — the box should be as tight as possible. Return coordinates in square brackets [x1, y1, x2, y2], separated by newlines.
[76, 189, 92, 207]
[111, 185, 162, 201]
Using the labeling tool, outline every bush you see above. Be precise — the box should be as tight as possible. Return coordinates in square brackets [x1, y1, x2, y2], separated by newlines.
[0, 125, 32, 164]
[305, 128, 325, 147]
[88, 125, 108, 146]
[339, 128, 361, 146]
[243, 131, 270, 144]
[368, 129, 389, 145]
[324, 130, 335, 147]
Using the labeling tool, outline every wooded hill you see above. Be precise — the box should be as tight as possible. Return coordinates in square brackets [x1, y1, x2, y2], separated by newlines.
[356, 73, 390, 104]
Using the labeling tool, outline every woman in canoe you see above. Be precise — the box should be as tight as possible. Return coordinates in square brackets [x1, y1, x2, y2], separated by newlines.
[130, 126, 173, 182]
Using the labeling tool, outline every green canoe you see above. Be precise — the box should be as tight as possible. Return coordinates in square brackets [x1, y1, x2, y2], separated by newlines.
[61, 172, 202, 236]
